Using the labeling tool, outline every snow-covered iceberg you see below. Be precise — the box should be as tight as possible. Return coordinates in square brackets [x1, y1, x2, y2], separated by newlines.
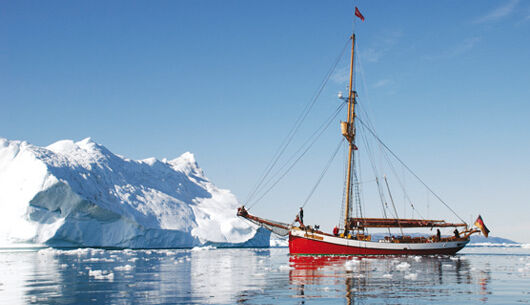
[0, 137, 269, 248]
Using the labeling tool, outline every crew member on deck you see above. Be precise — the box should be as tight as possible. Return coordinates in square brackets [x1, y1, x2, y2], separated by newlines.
[454, 229, 460, 238]
[436, 229, 441, 241]
[298, 207, 304, 225]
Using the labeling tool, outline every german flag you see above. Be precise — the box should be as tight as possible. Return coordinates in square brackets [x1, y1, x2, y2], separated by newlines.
[474, 215, 490, 238]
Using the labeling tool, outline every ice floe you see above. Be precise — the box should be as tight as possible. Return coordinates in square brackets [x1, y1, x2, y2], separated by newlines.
[395, 262, 411, 271]
[88, 269, 114, 280]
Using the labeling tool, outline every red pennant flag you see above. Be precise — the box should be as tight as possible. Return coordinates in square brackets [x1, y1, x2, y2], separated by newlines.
[474, 215, 490, 238]
[355, 7, 365, 22]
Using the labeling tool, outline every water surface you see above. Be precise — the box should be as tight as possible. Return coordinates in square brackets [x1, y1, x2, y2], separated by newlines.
[0, 245, 528, 304]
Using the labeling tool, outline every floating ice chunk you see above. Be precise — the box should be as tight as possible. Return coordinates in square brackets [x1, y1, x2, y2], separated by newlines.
[90, 249, 105, 255]
[191, 246, 216, 251]
[404, 273, 418, 280]
[84, 257, 115, 263]
[413, 256, 422, 262]
[114, 265, 133, 271]
[278, 264, 293, 271]
[38, 248, 56, 255]
[442, 264, 453, 268]
[382, 273, 393, 279]
[40, 248, 92, 256]
[128, 257, 138, 262]
[88, 270, 114, 280]
[84, 258, 100, 262]
[71, 249, 91, 256]
[395, 262, 411, 271]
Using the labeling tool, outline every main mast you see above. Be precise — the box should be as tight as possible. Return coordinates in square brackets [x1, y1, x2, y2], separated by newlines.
[341, 33, 357, 232]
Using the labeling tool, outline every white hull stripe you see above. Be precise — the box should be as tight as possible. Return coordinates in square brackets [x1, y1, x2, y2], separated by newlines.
[291, 229, 469, 250]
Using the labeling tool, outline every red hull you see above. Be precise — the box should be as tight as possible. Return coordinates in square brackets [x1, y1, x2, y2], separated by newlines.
[289, 234, 465, 256]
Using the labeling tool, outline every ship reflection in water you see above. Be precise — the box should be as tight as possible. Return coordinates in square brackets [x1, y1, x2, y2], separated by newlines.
[0, 247, 526, 304]
[288, 254, 476, 304]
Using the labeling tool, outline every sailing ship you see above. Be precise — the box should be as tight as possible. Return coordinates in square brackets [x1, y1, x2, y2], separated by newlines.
[237, 8, 489, 255]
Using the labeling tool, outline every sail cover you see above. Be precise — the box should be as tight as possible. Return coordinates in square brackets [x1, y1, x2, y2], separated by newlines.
[351, 218, 467, 228]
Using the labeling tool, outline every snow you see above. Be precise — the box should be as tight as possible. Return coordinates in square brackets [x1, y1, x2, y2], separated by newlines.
[0, 137, 269, 248]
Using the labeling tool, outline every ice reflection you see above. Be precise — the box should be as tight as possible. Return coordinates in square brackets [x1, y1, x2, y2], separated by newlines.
[0, 249, 63, 304]
[190, 248, 270, 303]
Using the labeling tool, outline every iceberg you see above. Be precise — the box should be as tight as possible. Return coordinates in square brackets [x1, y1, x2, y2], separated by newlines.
[0, 137, 269, 248]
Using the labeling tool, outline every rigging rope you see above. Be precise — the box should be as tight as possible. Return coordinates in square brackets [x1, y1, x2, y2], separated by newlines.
[356, 50, 426, 222]
[355, 109, 426, 220]
[357, 118, 467, 224]
[248, 103, 345, 208]
[245, 39, 351, 206]
[301, 138, 345, 208]
[253, 103, 346, 203]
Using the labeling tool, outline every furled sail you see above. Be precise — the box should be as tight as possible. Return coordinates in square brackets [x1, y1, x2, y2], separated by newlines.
[350, 218, 467, 228]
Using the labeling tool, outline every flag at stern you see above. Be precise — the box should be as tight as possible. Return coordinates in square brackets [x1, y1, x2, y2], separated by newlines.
[474, 215, 490, 238]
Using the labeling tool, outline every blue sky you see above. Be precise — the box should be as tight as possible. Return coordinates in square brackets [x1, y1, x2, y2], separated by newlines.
[2, 1, 529, 242]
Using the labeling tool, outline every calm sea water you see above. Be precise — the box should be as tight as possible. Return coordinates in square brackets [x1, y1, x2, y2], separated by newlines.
[0, 245, 528, 304]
